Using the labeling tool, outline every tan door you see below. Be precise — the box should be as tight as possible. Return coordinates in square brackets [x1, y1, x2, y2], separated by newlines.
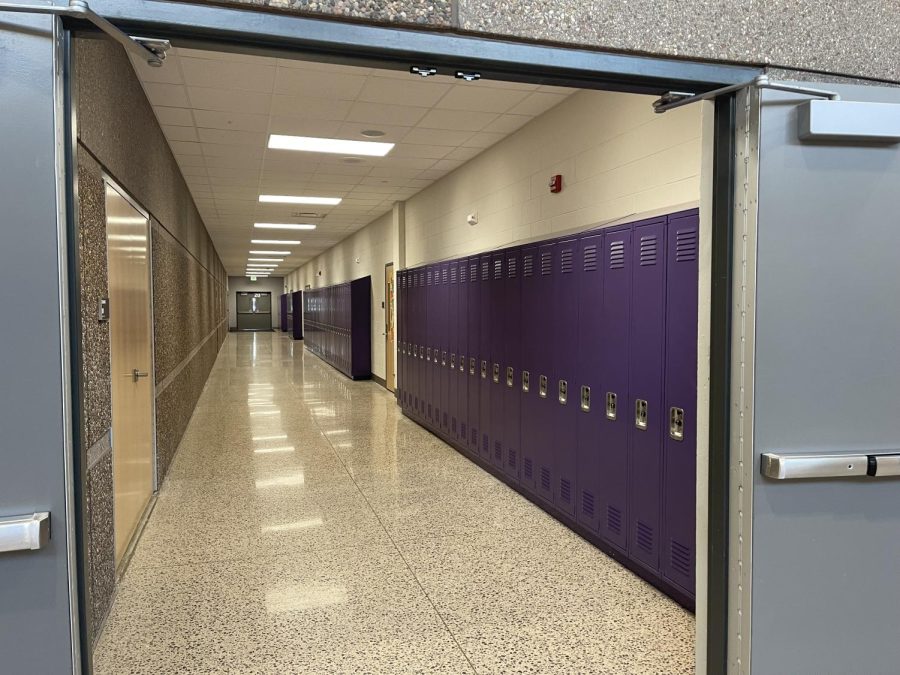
[105, 180, 155, 565]
[385, 263, 395, 391]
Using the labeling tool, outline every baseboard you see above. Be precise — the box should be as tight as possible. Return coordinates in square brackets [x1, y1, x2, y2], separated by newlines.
[372, 374, 387, 389]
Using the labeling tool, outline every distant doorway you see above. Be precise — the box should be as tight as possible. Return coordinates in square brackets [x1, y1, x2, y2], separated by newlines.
[236, 291, 273, 331]
[385, 263, 396, 392]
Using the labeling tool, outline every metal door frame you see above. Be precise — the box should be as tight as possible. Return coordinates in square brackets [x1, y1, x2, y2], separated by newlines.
[235, 290, 274, 331]
[46, 4, 749, 672]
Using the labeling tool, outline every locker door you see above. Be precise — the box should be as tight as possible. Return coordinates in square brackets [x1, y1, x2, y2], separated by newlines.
[490, 252, 505, 469]
[449, 262, 459, 440]
[554, 238, 579, 517]
[439, 263, 450, 436]
[535, 242, 556, 505]
[478, 253, 493, 461]
[503, 247, 522, 482]
[398, 272, 404, 409]
[467, 258, 480, 453]
[628, 217, 667, 573]
[417, 270, 426, 420]
[661, 210, 698, 594]
[519, 246, 539, 494]
[457, 259, 469, 446]
[425, 266, 436, 428]
[575, 233, 604, 531]
[598, 226, 631, 551]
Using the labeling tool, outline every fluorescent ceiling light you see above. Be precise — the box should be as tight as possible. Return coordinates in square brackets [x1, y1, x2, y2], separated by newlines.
[252, 239, 301, 245]
[254, 223, 317, 231]
[250, 250, 291, 255]
[268, 134, 394, 157]
[248, 258, 283, 262]
[259, 195, 341, 206]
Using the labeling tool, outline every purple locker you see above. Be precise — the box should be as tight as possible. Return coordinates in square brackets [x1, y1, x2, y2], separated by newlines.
[439, 262, 450, 437]
[418, 269, 427, 422]
[291, 291, 303, 340]
[478, 253, 492, 461]
[280, 294, 289, 332]
[425, 265, 436, 428]
[534, 242, 556, 505]
[519, 245, 539, 494]
[398, 272, 407, 410]
[489, 252, 505, 469]
[553, 238, 579, 516]
[412, 270, 421, 418]
[502, 247, 522, 481]
[662, 210, 699, 594]
[467, 257, 480, 454]
[575, 233, 604, 532]
[598, 225, 632, 551]
[449, 261, 459, 440]
[627, 217, 667, 573]
[457, 258, 469, 446]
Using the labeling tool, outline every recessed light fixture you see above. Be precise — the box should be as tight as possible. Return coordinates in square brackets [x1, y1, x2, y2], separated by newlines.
[267, 134, 394, 157]
[254, 223, 317, 231]
[259, 195, 342, 206]
[249, 250, 291, 256]
[248, 263, 278, 268]
[248, 258, 283, 262]
[360, 129, 386, 138]
[252, 239, 301, 245]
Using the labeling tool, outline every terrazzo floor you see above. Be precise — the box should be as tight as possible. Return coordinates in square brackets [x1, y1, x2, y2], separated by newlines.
[93, 332, 694, 674]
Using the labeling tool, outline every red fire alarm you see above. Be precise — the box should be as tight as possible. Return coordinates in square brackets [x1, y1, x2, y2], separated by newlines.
[549, 174, 563, 193]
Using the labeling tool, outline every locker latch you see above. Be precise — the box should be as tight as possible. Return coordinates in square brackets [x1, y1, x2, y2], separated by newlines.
[419, 346, 424, 360]
[442, 351, 447, 367]
[434, 347, 440, 366]
[459, 355, 465, 372]
[606, 392, 617, 420]
[506, 367, 514, 387]
[558, 380, 568, 405]
[635, 399, 648, 430]
[522, 370, 530, 393]
[469, 358, 476, 375]
[492, 363, 500, 383]
[581, 385, 591, 412]
[481, 360, 487, 379]
[413, 345, 418, 357]
[539, 375, 548, 398]
[426, 347, 431, 362]
[450, 354, 456, 369]
[669, 407, 685, 441]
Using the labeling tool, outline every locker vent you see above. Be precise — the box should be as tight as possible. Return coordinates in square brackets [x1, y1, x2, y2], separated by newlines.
[460, 265, 467, 283]
[639, 235, 658, 266]
[493, 259, 501, 279]
[461, 423, 467, 438]
[482, 434, 489, 453]
[609, 241, 625, 270]
[560, 478, 572, 503]
[481, 261, 489, 280]
[582, 490, 595, 518]
[541, 467, 551, 492]
[451, 267, 458, 283]
[494, 441, 502, 461]
[452, 418, 457, 433]
[675, 228, 698, 262]
[443, 412, 448, 427]
[427, 270, 433, 284]
[607, 505, 622, 534]
[670, 540, 692, 578]
[524, 457, 533, 479]
[443, 269, 448, 283]
[471, 428, 477, 445]
[508, 448, 517, 468]
[523, 254, 534, 277]
[583, 245, 598, 272]
[560, 248, 574, 274]
[508, 258, 517, 278]
[637, 521, 654, 553]
[540, 252, 552, 276]
[470, 264, 477, 281]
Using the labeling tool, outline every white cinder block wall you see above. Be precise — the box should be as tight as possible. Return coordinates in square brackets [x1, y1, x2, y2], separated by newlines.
[286, 90, 701, 383]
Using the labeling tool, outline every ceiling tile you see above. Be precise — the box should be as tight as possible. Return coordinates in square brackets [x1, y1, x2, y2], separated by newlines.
[402, 128, 474, 146]
[463, 131, 507, 149]
[162, 125, 199, 142]
[180, 57, 276, 93]
[270, 95, 354, 121]
[483, 114, 533, 134]
[390, 144, 453, 160]
[346, 102, 429, 127]
[444, 146, 482, 162]
[169, 140, 202, 155]
[418, 108, 499, 132]
[437, 86, 532, 113]
[142, 82, 189, 108]
[177, 47, 277, 66]
[335, 122, 412, 144]
[197, 128, 267, 147]
[274, 68, 366, 99]
[267, 116, 344, 138]
[357, 76, 451, 107]
[193, 109, 269, 133]
[187, 87, 272, 115]
[175, 154, 208, 168]
[154, 106, 195, 127]
[130, 54, 184, 85]
[508, 92, 569, 116]
[201, 143, 266, 159]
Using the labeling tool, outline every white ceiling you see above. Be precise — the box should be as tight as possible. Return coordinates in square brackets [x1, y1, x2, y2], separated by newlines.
[130, 48, 575, 276]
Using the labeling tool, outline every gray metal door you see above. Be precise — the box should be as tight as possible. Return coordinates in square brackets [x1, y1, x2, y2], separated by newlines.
[236, 291, 272, 331]
[0, 13, 80, 675]
[745, 83, 900, 674]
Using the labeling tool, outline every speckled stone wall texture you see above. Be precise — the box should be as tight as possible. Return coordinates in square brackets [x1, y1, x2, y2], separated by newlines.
[86, 452, 115, 646]
[182, 0, 453, 25]
[76, 156, 112, 449]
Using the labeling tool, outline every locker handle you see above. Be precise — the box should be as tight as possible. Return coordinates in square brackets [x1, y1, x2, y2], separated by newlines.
[539, 375, 548, 398]
[669, 407, 685, 441]
[635, 399, 648, 430]
[481, 360, 487, 379]
[522, 370, 530, 393]
[581, 386, 591, 412]
[441, 351, 447, 366]
[492, 363, 500, 384]
[606, 392, 617, 420]
[459, 355, 465, 373]
[426, 347, 431, 361]
[506, 367, 514, 388]
[558, 380, 568, 405]
[761, 452, 900, 480]
[469, 358, 476, 375]
[450, 354, 456, 369]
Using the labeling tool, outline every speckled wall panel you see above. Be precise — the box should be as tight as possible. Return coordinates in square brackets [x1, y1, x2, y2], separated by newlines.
[86, 452, 115, 646]
[182, 0, 453, 25]
[458, 0, 899, 83]
[76, 155, 112, 449]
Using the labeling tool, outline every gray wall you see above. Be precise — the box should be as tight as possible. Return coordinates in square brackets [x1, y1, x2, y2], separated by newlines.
[179, 0, 899, 83]
[74, 36, 227, 648]
[227, 276, 286, 330]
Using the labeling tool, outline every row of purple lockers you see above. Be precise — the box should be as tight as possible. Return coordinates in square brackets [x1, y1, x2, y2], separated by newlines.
[304, 277, 372, 380]
[397, 209, 698, 602]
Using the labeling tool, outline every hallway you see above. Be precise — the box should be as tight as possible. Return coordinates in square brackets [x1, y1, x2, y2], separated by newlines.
[94, 332, 693, 674]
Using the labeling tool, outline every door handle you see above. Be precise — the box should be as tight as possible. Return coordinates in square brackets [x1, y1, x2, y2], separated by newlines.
[133, 369, 149, 381]
[0, 512, 50, 553]
[761, 451, 900, 480]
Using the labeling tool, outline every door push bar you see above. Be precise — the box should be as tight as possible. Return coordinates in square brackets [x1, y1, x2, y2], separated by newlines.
[0, 0, 169, 66]
[761, 452, 900, 480]
[0, 512, 50, 554]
